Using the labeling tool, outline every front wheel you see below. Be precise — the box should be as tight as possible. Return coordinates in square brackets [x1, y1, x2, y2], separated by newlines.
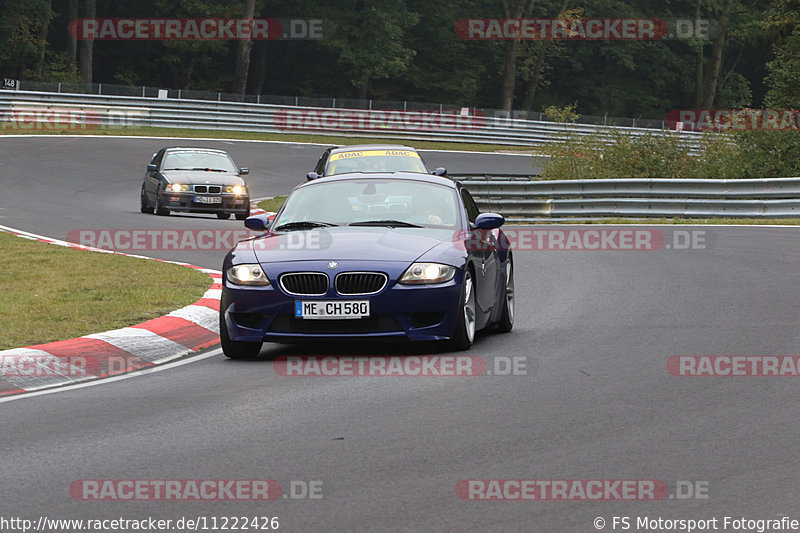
[220, 314, 262, 360]
[449, 269, 476, 351]
[140, 185, 154, 214]
[496, 260, 514, 333]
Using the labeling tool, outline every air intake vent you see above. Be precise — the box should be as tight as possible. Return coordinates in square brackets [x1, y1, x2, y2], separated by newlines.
[279, 272, 329, 295]
[335, 272, 388, 295]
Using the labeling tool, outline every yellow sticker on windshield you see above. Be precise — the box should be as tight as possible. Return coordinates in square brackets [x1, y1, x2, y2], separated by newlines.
[329, 150, 421, 161]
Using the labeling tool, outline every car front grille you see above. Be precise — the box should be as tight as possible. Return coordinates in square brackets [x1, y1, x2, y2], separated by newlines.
[193, 185, 222, 194]
[279, 273, 329, 295]
[335, 272, 388, 295]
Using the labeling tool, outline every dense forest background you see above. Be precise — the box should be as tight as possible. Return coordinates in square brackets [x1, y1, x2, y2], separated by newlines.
[1, 0, 799, 119]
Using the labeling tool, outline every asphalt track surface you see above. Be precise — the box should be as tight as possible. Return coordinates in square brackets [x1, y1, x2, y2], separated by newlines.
[3, 136, 800, 532]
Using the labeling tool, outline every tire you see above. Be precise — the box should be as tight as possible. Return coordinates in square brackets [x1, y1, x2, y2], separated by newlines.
[217, 212, 231, 220]
[154, 190, 169, 216]
[220, 314, 262, 360]
[140, 185, 154, 214]
[235, 211, 249, 220]
[496, 259, 514, 333]
[450, 268, 477, 351]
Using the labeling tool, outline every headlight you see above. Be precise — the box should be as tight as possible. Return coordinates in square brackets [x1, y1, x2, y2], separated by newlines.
[167, 183, 189, 192]
[227, 264, 270, 286]
[225, 185, 247, 195]
[398, 263, 456, 285]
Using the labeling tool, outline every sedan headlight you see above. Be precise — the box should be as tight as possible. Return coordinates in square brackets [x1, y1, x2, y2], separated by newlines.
[398, 263, 456, 285]
[225, 185, 247, 195]
[167, 183, 190, 192]
[227, 264, 270, 286]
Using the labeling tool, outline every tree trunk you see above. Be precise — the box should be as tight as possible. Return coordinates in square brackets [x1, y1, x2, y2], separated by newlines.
[251, 40, 268, 95]
[694, 1, 704, 107]
[67, 0, 78, 64]
[522, 0, 569, 111]
[78, 0, 95, 89]
[701, 0, 735, 109]
[499, 0, 535, 111]
[232, 0, 257, 97]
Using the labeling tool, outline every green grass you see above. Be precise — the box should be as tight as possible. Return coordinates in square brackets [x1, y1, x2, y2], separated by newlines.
[0, 232, 212, 350]
[0, 125, 532, 153]
[257, 196, 287, 213]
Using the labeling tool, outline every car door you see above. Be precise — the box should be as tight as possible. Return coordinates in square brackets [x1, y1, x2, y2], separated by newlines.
[144, 149, 165, 201]
[461, 188, 499, 314]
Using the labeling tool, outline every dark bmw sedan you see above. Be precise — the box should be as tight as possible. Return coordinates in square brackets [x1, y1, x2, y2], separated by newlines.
[140, 147, 251, 219]
[219, 172, 514, 359]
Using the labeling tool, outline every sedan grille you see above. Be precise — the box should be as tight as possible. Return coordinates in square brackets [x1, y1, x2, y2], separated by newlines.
[279, 273, 329, 295]
[335, 272, 388, 295]
[193, 185, 222, 194]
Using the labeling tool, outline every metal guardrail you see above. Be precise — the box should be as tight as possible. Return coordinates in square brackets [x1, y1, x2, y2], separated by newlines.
[452, 175, 800, 220]
[0, 90, 704, 149]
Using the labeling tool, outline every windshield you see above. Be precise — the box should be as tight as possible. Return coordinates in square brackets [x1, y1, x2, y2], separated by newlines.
[324, 149, 428, 176]
[274, 179, 460, 229]
[162, 151, 237, 172]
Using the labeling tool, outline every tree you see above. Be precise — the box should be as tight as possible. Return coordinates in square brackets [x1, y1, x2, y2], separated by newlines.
[326, 0, 419, 100]
[232, 0, 256, 96]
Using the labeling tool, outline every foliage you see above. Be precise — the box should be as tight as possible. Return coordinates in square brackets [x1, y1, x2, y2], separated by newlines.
[540, 129, 800, 179]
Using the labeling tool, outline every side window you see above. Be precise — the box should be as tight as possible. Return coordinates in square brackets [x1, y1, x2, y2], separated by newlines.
[316, 149, 333, 175]
[151, 150, 164, 169]
[461, 188, 480, 224]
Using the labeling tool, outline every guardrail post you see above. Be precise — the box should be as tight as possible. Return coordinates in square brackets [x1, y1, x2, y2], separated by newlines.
[256, 94, 260, 104]
[98, 83, 102, 95]
[142, 86, 145, 97]
[218, 92, 221, 101]
[58, 82, 61, 93]
[295, 96, 299, 106]
[178, 89, 181, 99]
[332, 97, 336, 108]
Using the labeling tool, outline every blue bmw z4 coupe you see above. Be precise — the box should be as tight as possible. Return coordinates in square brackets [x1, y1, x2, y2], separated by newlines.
[219, 172, 514, 359]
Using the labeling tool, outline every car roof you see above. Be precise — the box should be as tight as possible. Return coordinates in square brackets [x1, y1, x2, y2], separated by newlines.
[164, 147, 229, 154]
[328, 144, 418, 154]
[296, 172, 456, 190]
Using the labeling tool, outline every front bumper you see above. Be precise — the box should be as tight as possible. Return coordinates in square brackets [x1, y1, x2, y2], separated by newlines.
[221, 260, 464, 343]
[164, 192, 249, 213]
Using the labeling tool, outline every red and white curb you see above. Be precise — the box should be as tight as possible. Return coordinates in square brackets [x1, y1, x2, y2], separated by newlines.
[0, 224, 223, 397]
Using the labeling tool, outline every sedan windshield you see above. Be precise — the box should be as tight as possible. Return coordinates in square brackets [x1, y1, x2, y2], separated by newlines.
[324, 150, 428, 176]
[162, 151, 237, 172]
[274, 179, 460, 229]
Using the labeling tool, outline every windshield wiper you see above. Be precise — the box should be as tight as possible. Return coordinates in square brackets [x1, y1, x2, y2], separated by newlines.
[274, 221, 338, 231]
[349, 220, 423, 228]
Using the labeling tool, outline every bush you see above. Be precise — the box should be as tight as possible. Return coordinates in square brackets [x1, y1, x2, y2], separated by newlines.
[539, 129, 800, 180]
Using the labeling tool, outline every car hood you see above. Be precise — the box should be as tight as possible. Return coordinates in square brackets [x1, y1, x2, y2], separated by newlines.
[162, 170, 245, 186]
[248, 226, 457, 264]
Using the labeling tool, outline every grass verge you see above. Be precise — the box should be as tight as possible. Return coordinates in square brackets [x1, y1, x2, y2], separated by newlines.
[0, 232, 212, 350]
[0, 125, 530, 153]
[257, 196, 287, 213]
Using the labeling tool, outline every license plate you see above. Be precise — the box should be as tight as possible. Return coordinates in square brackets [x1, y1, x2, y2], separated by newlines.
[194, 196, 222, 204]
[295, 300, 370, 320]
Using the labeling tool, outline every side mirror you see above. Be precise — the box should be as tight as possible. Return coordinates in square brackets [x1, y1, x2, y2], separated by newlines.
[474, 212, 505, 230]
[306, 172, 320, 181]
[147, 164, 157, 172]
[433, 167, 447, 176]
[239, 168, 250, 175]
[244, 214, 271, 231]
